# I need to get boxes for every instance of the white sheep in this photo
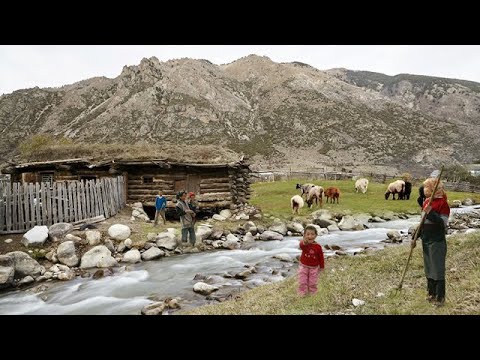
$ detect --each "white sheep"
[385,180,405,200]
[306,186,324,208]
[355,178,369,194]
[290,195,305,215]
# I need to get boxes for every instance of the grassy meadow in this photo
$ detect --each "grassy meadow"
[249,179,480,219]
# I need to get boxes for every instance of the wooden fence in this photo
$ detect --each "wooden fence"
[444,181,480,193]
[251,170,399,183]
[0,176,126,234]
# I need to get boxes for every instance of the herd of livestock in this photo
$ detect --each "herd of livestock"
[290,178,413,214]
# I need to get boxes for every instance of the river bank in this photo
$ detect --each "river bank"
[183,230,480,315]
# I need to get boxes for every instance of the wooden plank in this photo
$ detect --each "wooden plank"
[12,183,18,231]
[91,180,98,217]
[200,177,230,184]
[52,183,58,224]
[40,183,47,225]
[96,181,104,217]
[197,192,232,201]
[0,182,4,232]
[70,182,78,222]
[90,180,98,216]
[71,215,106,230]
[23,183,30,231]
[29,184,35,227]
[80,180,86,220]
[57,183,63,223]
[45,184,52,226]
[92,180,99,216]
[119,176,125,208]
[108,178,115,215]
[84,181,90,218]
[199,187,231,193]
[117,177,122,209]
[122,173,128,206]
[113,178,120,214]
[100,179,109,218]
[107,178,114,216]
[200,183,231,189]
[18,183,25,231]
[35,183,41,226]
[76,181,82,221]
[62,183,69,222]
[85,181,92,218]
[107,178,115,215]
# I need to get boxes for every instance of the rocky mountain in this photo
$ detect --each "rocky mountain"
[1,55,479,176]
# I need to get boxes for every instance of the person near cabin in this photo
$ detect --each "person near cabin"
[187,192,199,224]
[413,178,450,306]
[154,191,167,226]
[175,191,196,246]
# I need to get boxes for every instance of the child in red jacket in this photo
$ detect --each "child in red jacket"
[298,225,325,296]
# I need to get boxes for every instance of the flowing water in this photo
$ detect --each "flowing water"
[0,206,476,315]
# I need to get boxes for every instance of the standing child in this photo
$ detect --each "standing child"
[154,191,167,226]
[298,225,325,297]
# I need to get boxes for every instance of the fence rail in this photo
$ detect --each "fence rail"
[443,181,480,193]
[251,170,399,183]
[0,176,126,234]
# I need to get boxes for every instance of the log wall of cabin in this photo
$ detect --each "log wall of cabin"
[126,166,232,209]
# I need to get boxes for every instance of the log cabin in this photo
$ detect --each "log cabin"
[1,156,252,212]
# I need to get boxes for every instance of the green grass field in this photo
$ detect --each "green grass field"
[249,179,480,219]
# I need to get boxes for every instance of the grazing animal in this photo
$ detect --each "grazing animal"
[291,195,305,215]
[417,185,426,207]
[354,178,369,194]
[296,183,316,199]
[324,187,341,204]
[402,181,412,200]
[306,185,324,208]
[385,180,405,200]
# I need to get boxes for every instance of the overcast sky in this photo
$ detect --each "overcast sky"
[1,45,480,96]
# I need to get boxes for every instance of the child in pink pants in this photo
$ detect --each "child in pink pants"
[298,225,325,296]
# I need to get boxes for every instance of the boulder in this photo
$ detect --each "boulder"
[107,224,131,241]
[56,241,79,267]
[48,223,74,242]
[22,226,49,247]
[80,246,117,269]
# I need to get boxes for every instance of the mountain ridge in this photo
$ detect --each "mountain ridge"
[1,55,479,176]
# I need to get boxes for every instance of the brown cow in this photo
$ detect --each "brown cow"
[324,187,341,204]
